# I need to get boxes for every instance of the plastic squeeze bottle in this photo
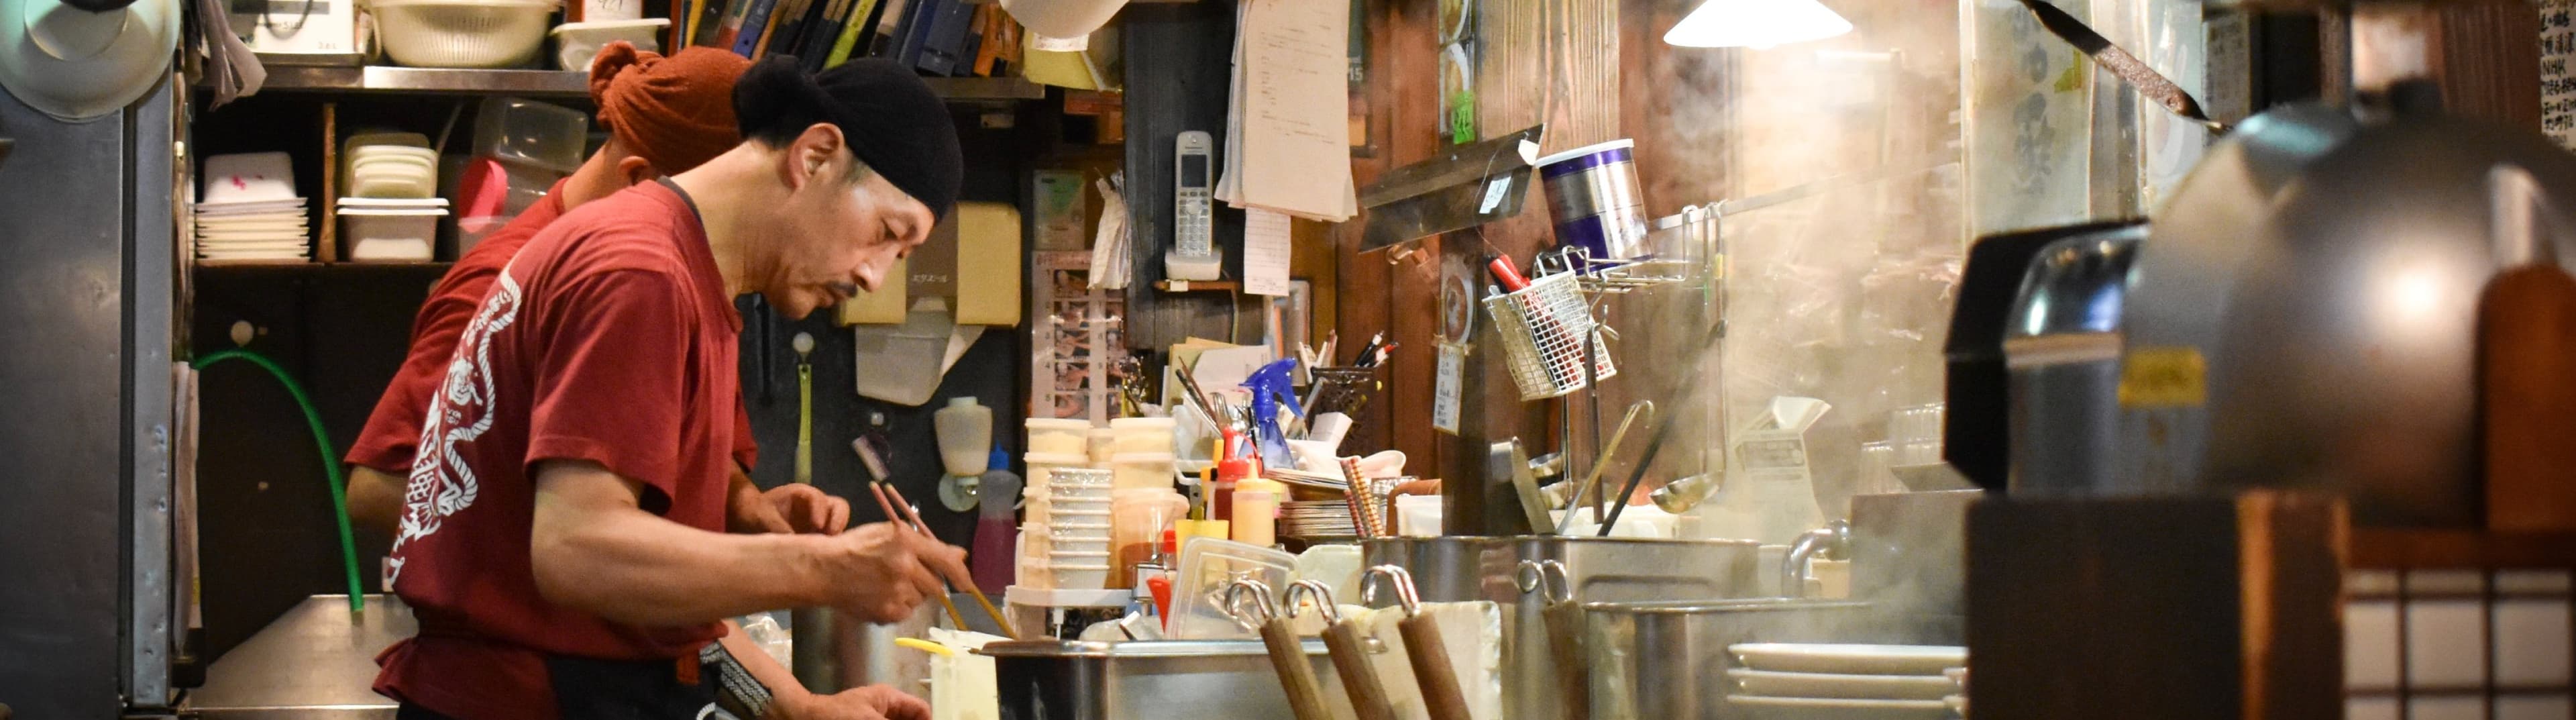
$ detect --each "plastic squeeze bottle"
[970,448,1021,594]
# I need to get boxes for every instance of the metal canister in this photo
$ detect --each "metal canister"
[1536,139,1650,262]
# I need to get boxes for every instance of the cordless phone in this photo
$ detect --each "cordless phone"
[1165,131,1224,281]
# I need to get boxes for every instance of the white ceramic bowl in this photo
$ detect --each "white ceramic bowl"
[549,18,668,71]
[201,152,299,205]
[1051,565,1109,589]
[372,0,558,68]
[1049,539,1110,555]
[1050,499,1112,515]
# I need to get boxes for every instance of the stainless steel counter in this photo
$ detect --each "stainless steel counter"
[183,595,411,720]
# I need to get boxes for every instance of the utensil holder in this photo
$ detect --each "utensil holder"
[1483,272,1616,400]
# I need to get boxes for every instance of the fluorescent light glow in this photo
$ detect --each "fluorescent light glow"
[1662,0,1854,49]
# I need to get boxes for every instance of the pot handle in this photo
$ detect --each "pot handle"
[0,137,15,171]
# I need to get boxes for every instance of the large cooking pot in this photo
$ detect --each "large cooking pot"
[2116,101,2576,525]
[1362,536,1763,720]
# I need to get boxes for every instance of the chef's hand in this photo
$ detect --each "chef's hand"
[818,522,969,623]
[774,684,929,720]
[730,481,853,535]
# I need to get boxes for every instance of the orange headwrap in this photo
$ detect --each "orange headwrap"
[587,43,753,174]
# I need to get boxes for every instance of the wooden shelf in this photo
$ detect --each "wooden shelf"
[1155,279,1238,292]
[249,66,1044,102]
[194,260,453,270]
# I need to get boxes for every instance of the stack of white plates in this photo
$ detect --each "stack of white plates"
[196,152,312,262]
[1725,644,1969,720]
[343,132,439,199]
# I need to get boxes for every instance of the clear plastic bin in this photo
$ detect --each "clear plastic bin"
[472,97,588,173]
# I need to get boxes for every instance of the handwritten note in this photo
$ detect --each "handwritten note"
[1220,0,1356,221]
[1244,208,1293,296]
[2544,1,2576,149]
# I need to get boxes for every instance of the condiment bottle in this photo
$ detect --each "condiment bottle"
[1212,456,1252,521]
[1231,478,1284,548]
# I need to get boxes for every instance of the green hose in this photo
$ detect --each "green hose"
[194,348,366,614]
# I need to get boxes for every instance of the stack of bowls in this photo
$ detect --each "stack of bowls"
[1044,468,1114,588]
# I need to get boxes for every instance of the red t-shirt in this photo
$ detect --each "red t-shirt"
[345,179,757,476]
[373,182,745,720]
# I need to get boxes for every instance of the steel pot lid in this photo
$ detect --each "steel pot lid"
[0,0,176,121]
[2121,101,2576,524]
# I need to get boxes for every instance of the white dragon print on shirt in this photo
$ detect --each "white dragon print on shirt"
[386,269,523,584]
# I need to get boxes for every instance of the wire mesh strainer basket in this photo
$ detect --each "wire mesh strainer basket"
[1484,270,1618,400]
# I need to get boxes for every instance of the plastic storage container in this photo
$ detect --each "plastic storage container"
[1108,417,1177,454]
[339,206,447,261]
[472,97,588,173]
[1110,452,1176,491]
[372,0,559,68]
[1110,488,1187,590]
[1165,538,1297,639]
[1026,419,1093,456]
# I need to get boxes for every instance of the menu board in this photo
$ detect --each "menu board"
[2544,0,2576,149]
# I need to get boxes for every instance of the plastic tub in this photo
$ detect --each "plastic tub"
[372,0,559,68]
[1110,452,1177,491]
[1087,428,1116,464]
[550,18,667,70]
[1050,539,1110,555]
[472,97,589,173]
[1109,417,1177,454]
[340,208,446,261]
[1027,419,1093,456]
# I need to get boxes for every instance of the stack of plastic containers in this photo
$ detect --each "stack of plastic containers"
[1042,468,1114,588]
[1108,417,1177,491]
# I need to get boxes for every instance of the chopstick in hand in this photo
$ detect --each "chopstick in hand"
[867,482,970,631]
[871,482,1020,639]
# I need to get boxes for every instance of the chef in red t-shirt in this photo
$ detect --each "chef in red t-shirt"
[345,44,846,546]
[367,56,969,720]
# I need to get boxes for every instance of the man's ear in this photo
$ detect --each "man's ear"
[785,122,845,189]
[616,155,657,187]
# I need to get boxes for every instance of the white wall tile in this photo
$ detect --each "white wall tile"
[2348,697,2401,720]
[2410,600,2490,690]
[2497,570,2574,597]
[2496,695,2573,720]
[2350,570,2404,598]
[2495,599,2573,687]
[2351,600,2403,690]
[2411,695,2489,720]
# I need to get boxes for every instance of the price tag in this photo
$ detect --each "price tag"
[1433,342,1466,435]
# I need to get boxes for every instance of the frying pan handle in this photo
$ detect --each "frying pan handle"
[0,138,15,171]
[1397,615,1474,720]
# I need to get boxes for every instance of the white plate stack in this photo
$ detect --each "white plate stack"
[195,152,311,262]
[1724,644,1970,720]
[1042,468,1114,588]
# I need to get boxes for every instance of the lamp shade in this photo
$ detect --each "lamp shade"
[1662,0,1853,48]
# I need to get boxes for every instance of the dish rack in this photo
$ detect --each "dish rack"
[1483,268,1617,401]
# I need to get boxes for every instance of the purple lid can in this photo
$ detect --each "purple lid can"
[1536,139,1649,262]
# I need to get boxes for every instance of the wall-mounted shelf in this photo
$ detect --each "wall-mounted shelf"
[249,66,1045,102]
